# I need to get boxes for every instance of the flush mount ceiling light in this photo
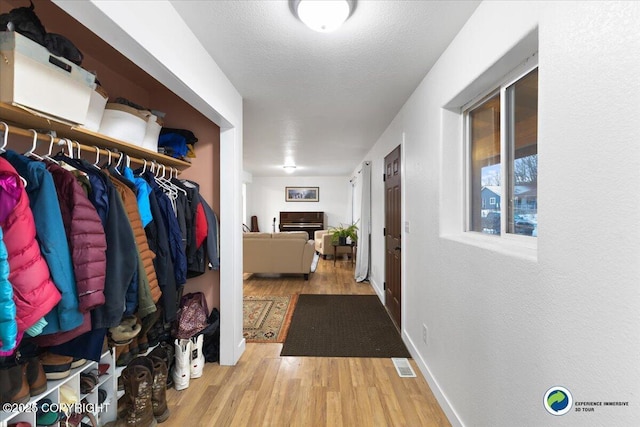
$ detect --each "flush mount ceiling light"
[283,165,297,173]
[291,0,356,33]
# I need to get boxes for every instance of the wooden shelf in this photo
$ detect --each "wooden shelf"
[0,102,191,170]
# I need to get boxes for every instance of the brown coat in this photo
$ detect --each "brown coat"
[106,170,161,317]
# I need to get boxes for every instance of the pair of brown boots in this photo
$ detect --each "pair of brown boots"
[0,355,47,405]
[106,355,170,427]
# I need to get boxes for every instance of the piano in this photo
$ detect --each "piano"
[279,211,324,240]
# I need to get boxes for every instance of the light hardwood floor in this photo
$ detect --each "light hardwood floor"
[165,256,451,426]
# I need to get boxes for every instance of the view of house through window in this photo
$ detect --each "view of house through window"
[467,66,538,237]
[469,92,501,233]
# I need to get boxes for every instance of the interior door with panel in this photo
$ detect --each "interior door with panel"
[384,145,402,328]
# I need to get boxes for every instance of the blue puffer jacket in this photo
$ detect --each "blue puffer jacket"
[0,226,17,352]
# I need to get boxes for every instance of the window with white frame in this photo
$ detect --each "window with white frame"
[465,62,538,237]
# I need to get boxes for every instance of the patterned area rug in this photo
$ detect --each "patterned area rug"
[243,295,298,343]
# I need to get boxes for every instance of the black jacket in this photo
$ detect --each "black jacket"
[143,172,187,286]
[199,195,220,271]
[179,180,205,277]
[145,189,177,323]
[83,165,137,329]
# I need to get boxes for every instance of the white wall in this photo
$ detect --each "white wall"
[361,1,640,426]
[247,176,351,233]
[54,0,246,366]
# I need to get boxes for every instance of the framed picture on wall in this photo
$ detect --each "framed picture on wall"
[285,186,319,202]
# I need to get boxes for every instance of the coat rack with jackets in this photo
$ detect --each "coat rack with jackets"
[0,121,220,362]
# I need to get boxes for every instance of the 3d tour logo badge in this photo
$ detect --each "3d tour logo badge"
[544,386,573,416]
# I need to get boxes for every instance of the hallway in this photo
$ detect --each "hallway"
[165,257,450,426]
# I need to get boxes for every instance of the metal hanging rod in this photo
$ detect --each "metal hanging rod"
[0,120,178,174]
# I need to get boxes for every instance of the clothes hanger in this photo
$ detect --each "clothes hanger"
[165,165,183,202]
[160,164,175,189]
[169,167,187,195]
[65,139,72,158]
[92,146,101,169]
[159,164,178,212]
[154,163,171,188]
[153,161,171,192]
[7,126,29,187]
[25,129,44,160]
[44,134,60,164]
[102,148,114,171]
[0,122,9,154]
[114,151,123,175]
[59,141,82,172]
[57,138,74,159]
[154,163,177,198]
[138,158,148,175]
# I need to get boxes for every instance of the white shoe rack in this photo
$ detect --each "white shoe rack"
[0,349,117,427]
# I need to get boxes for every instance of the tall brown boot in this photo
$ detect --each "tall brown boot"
[13,341,46,397]
[115,355,170,423]
[149,355,170,423]
[26,356,47,396]
[0,367,16,404]
[105,357,157,427]
[9,363,30,404]
[148,344,173,389]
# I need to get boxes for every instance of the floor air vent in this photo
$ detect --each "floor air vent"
[392,358,416,377]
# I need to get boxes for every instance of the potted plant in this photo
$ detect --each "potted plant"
[329,222,359,246]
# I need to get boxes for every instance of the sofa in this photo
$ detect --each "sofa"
[314,230,352,259]
[243,231,315,279]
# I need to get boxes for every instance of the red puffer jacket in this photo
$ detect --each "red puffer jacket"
[33,162,108,347]
[45,162,106,312]
[0,158,61,338]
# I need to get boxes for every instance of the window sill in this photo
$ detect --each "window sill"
[441,231,538,262]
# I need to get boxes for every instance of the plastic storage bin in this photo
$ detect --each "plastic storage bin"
[0,30,96,124]
[82,85,109,132]
[98,103,148,146]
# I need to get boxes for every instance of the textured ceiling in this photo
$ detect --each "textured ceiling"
[170,0,480,177]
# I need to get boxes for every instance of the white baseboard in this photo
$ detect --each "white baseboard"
[237,337,246,360]
[402,332,465,427]
[369,277,385,300]
[370,277,461,424]
[221,337,246,366]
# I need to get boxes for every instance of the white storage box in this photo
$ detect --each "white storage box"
[141,114,161,152]
[82,85,109,132]
[0,31,96,124]
[98,103,148,146]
